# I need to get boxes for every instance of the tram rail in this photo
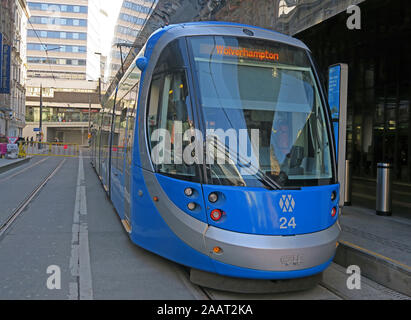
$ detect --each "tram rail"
[0,156,49,184]
[0,159,66,240]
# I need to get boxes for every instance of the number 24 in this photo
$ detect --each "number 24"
[280,217,296,229]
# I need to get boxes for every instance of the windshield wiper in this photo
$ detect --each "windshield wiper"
[207,136,283,190]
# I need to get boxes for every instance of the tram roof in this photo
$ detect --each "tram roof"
[103,21,310,104]
[146,21,309,51]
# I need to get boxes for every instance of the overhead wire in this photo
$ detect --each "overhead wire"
[27,19,58,83]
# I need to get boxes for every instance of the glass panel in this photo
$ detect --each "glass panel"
[147,71,196,180]
[188,36,333,188]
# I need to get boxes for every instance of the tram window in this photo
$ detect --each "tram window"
[188,36,334,187]
[147,70,197,181]
[112,112,121,171]
[147,78,161,138]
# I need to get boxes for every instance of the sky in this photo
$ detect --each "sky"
[98,0,123,57]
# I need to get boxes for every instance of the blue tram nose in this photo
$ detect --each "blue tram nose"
[156,174,339,236]
[202,184,339,236]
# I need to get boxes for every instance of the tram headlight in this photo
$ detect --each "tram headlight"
[331,191,337,201]
[208,192,218,203]
[184,188,194,197]
[187,202,196,211]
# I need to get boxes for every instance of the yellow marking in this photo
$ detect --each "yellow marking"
[339,240,411,271]
[121,219,131,233]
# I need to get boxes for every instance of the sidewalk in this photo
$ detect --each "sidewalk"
[351,177,411,219]
[0,157,31,174]
[335,205,411,297]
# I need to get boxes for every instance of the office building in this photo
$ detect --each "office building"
[0,0,30,137]
[23,0,103,144]
[108,0,156,81]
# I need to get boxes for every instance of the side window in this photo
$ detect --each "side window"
[146,39,199,181]
[148,71,196,180]
[147,77,161,141]
[111,105,121,171]
[126,83,139,181]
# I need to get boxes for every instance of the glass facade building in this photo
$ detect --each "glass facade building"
[108,0,157,81]
[204,0,411,183]
[295,0,411,184]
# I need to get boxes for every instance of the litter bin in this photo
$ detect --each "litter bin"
[344,160,352,206]
[376,163,392,216]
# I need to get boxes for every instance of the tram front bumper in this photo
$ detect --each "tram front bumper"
[204,221,341,273]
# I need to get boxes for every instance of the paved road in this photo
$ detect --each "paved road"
[0,151,408,300]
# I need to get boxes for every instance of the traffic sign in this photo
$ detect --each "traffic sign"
[7,137,18,144]
[33,128,41,132]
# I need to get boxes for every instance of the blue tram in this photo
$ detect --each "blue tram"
[91,22,341,280]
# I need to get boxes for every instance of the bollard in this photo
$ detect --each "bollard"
[376,163,392,216]
[344,160,352,206]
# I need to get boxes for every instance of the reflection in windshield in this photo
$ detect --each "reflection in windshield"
[189,36,333,187]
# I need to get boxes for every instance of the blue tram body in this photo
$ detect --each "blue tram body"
[91,22,341,280]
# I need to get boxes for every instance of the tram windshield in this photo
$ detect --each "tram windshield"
[188,36,334,188]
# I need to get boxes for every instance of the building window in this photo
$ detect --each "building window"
[29,16,87,27]
[28,3,87,14]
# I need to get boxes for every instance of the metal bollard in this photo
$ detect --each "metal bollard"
[376,163,392,216]
[344,160,352,206]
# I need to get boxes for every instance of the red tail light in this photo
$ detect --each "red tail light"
[210,209,223,221]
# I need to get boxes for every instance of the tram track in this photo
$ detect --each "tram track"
[317,283,347,300]
[174,266,213,300]
[195,278,347,300]
[176,264,351,300]
[0,156,49,184]
[178,261,411,300]
[0,159,66,240]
